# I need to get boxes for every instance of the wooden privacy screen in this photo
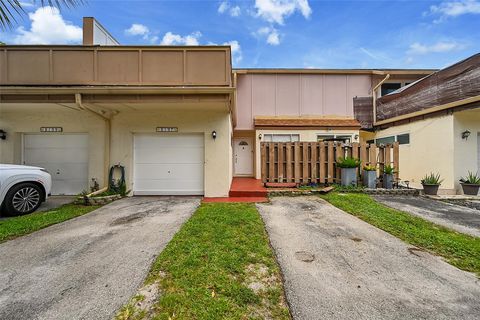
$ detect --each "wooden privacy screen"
[260,142,399,184]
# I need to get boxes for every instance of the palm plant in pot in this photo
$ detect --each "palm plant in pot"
[421,173,443,195]
[460,171,480,195]
[363,165,377,189]
[383,165,395,189]
[337,157,361,186]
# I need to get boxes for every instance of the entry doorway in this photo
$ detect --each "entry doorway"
[233,137,254,176]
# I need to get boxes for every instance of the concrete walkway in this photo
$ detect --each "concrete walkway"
[374,195,480,237]
[0,197,199,320]
[257,196,480,320]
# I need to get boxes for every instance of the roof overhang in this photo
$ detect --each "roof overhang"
[254,116,361,130]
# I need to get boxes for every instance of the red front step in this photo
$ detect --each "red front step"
[229,178,267,198]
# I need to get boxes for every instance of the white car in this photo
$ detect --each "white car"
[0,164,52,216]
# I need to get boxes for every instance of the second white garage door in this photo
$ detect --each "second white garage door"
[133,134,204,195]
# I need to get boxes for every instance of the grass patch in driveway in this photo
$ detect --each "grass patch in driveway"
[116,202,290,320]
[0,204,99,243]
[321,192,480,276]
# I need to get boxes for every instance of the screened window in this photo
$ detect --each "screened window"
[317,134,352,143]
[263,134,300,142]
[317,135,334,142]
[397,133,410,145]
[381,83,402,96]
[376,136,395,145]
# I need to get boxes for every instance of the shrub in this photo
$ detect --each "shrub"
[336,157,361,168]
[421,172,443,185]
[460,171,480,185]
[383,165,395,175]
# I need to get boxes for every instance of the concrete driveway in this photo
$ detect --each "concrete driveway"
[257,196,480,320]
[374,195,480,237]
[0,196,199,320]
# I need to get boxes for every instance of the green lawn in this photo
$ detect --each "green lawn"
[116,203,290,320]
[0,204,99,242]
[321,192,480,276]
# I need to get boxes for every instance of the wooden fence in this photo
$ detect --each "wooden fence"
[260,142,399,184]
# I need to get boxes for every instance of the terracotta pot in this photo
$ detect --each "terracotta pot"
[460,183,480,196]
[422,184,440,195]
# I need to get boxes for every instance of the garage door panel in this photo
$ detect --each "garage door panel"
[134,134,204,195]
[24,148,88,163]
[24,134,88,195]
[135,163,204,180]
[134,147,204,164]
[24,134,89,148]
[134,179,203,195]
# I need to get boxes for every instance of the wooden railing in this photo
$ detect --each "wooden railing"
[260,142,399,184]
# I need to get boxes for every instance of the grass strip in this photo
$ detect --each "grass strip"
[321,192,480,276]
[117,202,290,320]
[0,204,99,242]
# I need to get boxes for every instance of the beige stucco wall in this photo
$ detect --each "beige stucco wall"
[0,106,107,188]
[0,104,232,197]
[453,109,480,193]
[111,108,231,197]
[252,129,360,179]
[374,115,456,192]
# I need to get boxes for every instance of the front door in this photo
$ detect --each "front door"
[234,138,253,176]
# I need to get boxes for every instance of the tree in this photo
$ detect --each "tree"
[0,0,82,29]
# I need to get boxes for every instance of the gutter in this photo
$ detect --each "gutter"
[0,86,235,95]
[75,93,115,188]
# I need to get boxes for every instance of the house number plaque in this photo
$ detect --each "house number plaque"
[40,127,63,132]
[156,127,178,132]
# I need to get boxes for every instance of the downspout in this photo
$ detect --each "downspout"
[372,74,390,126]
[75,93,111,188]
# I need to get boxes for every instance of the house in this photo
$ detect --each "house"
[6,17,476,197]
[363,54,480,194]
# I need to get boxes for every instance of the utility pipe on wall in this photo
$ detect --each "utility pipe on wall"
[75,93,113,188]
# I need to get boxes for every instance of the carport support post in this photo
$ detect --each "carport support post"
[75,93,112,190]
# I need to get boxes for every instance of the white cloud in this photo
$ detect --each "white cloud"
[19,1,35,8]
[125,23,149,36]
[14,6,82,44]
[230,6,241,17]
[407,41,464,55]
[430,0,480,17]
[254,0,312,25]
[224,40,242,63]
[218,1,229,13]
[218,1,241,17]
[160,31,202,45]
[255,26,281,45]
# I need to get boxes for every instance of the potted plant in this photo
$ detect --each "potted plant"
[337,157,361,186]
[421,173,443,195]
[383,165,395,189]
[460,171,480,195]
[363,165,377,189]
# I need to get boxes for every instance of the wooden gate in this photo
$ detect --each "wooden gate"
[260,142,399,184]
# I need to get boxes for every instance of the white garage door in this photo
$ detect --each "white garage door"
[24,134,89,195]
[134,134,204,195]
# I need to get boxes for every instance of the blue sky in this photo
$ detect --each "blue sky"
[1,0,479,69]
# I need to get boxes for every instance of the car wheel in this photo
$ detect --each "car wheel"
[3,183,43,216]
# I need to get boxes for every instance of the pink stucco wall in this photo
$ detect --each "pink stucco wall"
[236,73,372,130]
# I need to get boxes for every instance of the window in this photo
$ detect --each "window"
[376,136,395,145]
[397,133,410,145]
[263,134,300,142]
[317,134,352,143]
[374,133,410,145]
[381,83,402,96]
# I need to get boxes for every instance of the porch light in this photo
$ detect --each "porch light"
[258,134,262,140]
[461,130,471,140]
[0,129,6,140]
[212,130,217,140]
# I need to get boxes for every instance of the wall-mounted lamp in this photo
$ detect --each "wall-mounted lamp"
[461,130,471,140]
[0,129,6,140]
[258,133,262,140]
[354,134,359,140]
[212,130,217,140]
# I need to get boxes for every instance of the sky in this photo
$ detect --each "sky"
[1,0,479,69]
